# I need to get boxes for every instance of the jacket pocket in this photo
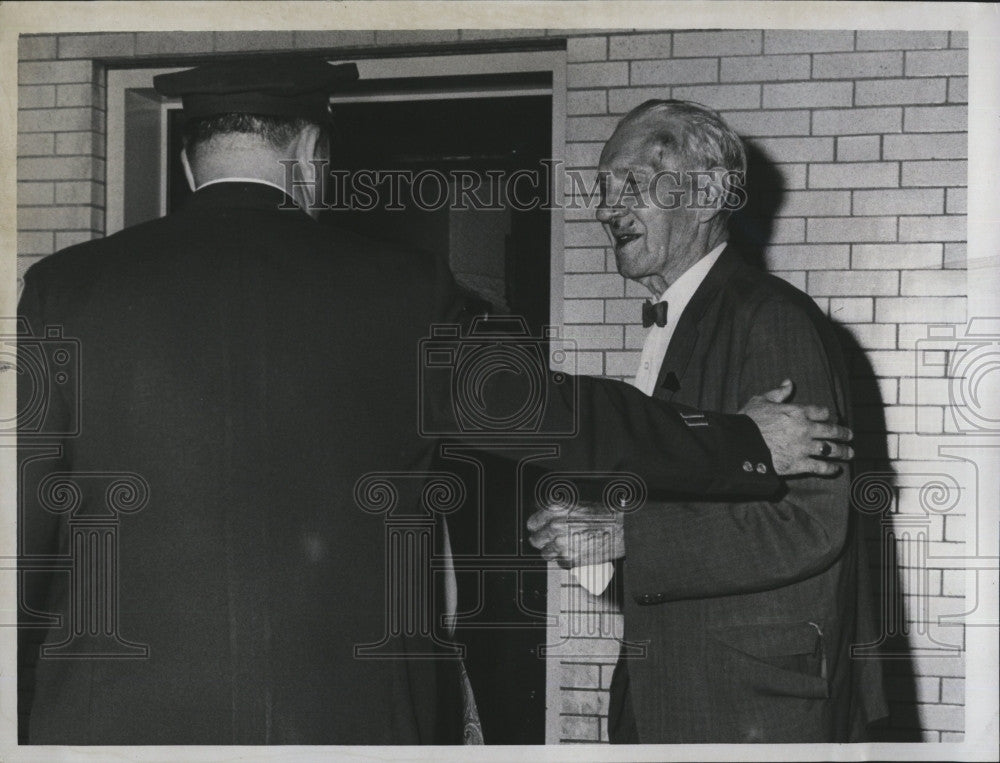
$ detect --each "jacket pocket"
[708,620,829,700]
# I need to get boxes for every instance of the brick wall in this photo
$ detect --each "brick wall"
[16,28,969,744]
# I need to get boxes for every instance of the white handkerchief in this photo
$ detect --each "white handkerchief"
[571,562,614,595]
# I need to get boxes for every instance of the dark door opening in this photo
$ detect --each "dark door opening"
[328,92,552,331]
[329,91,553,744]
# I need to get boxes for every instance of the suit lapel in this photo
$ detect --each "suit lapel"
[653,245,743,399]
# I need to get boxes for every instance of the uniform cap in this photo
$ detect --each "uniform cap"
[153,57,359,123]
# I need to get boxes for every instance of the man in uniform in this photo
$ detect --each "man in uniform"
[18,61,853,745]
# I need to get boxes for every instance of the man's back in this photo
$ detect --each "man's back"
[18,182,461,744]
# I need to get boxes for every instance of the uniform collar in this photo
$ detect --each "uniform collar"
[195,177,290,195]
[183,179,307,217]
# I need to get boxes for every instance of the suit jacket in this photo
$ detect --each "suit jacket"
[610,245,888,743]
[18,183,781,745]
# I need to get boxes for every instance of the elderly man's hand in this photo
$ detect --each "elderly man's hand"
[740,379,854,478]
[527,501,625,568]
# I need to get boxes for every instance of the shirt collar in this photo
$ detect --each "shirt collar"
[195,177,290,196]
[657,241,727,307]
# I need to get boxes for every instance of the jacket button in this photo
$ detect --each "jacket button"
[742,460,753,472]
[756,462,768,474]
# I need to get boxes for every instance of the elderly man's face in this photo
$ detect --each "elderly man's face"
[596,118,704,288]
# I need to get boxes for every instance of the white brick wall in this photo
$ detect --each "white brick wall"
[16,28,969,744]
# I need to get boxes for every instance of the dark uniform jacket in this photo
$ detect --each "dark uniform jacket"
[610,246,888,743]
[18,182,780,745]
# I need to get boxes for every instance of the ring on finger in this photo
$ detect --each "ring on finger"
[819,441,832,458]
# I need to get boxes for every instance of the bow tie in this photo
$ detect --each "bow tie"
[642,300,669,328]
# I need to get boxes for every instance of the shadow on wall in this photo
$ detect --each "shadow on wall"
[728,141,782,272]
[729,140,920,741]
[830,323,921,741]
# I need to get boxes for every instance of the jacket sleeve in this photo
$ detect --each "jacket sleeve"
[421,292,782,498]
[622,298,851,602]
[530,373,780,499]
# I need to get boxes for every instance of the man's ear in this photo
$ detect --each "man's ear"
[180,147,196,192]
[694,167,728,225]
[292,123,323,169]
[289,123,325,217]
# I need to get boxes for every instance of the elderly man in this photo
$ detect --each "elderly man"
[529,100,887,743]
[18,61,854,745]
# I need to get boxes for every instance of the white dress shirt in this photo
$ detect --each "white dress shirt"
[632,241,727,395]
[573,241,728,595]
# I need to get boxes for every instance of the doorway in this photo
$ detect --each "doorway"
[321,80,553,745]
